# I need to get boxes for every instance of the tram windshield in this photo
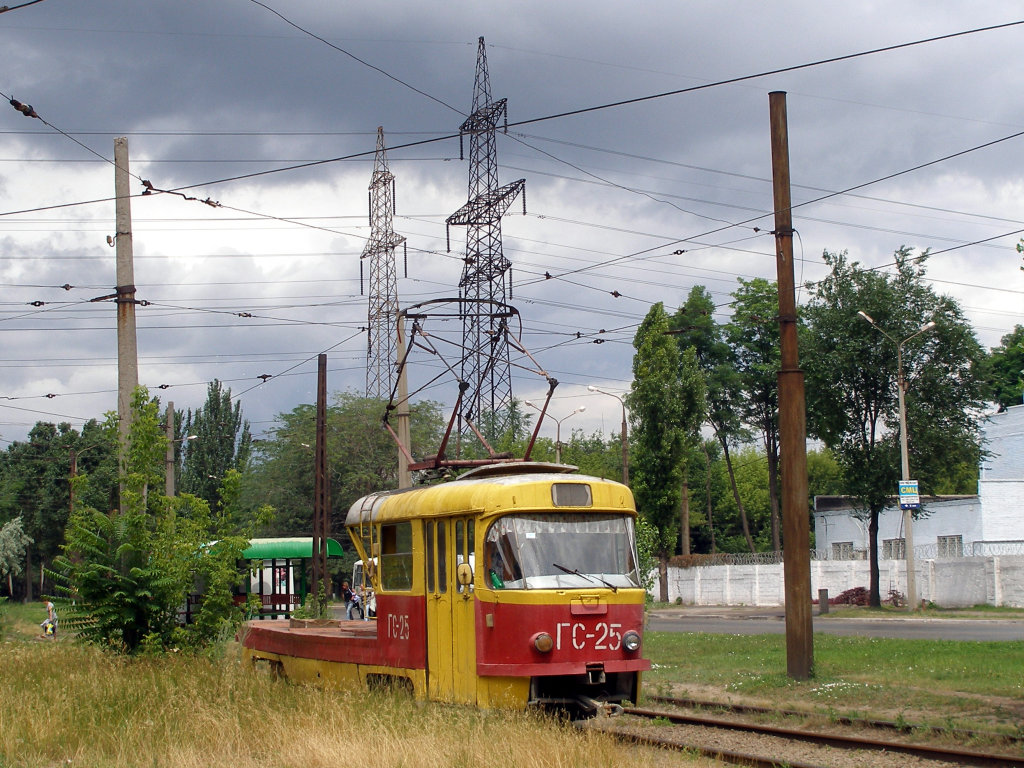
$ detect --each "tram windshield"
[484,513,641,590]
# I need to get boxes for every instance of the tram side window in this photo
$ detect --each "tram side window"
[380,522,413,591]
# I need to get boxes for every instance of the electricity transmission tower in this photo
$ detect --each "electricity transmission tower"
[362,126,406,400]
[446,36,525,438]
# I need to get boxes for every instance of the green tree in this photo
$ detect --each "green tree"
[0,517,32,596]
[627,303,704,601]
[982,324,1024,410]
[0,419,116,600]
[559,429,628,482]
[51,388,257,654]
[710,446,773,552]
[243,393,443,535]
[727,278,783,552]
[673,286,756,552]
[180,380,252,508]
[803,248,985,606]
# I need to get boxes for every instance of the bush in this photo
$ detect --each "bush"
[50,388,267,655]
[830,586,869,605]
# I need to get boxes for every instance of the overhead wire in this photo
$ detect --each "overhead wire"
[3,18,1022,427]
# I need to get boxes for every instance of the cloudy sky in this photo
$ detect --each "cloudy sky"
[2,1,1022,449]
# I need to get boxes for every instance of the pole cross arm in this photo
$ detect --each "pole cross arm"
[446,179,526,228]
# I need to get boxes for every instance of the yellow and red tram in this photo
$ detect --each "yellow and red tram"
[240,463,649,715]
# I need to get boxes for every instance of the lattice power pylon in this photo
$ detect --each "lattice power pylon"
[446,36,525,437]
[362,126,406,400]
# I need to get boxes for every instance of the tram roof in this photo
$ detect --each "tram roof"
[345,467,634,526]
[241,537,344,560]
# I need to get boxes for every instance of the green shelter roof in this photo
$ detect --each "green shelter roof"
[241,537,344,560]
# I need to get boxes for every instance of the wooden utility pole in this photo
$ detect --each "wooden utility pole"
[114,137,139,500]
[311,354,329,609]
[396,312,412,489]
[769,91,813,680]
[165,401,175,497]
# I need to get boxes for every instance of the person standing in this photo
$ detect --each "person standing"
[341,581,354,620]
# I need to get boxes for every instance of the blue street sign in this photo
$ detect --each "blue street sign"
[898,479,920,510]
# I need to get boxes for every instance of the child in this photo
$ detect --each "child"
[40,600,57,638]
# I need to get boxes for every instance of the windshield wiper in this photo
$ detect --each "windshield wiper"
[552,562,617,592]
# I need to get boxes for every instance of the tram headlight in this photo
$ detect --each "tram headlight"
[531,632,554,653]
[622,630,641,653]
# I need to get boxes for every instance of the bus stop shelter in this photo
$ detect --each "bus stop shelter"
[242,537,344,618]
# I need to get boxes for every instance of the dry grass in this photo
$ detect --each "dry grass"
[0,636,693,768]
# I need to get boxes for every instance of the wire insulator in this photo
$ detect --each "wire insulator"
[9,98,38,118]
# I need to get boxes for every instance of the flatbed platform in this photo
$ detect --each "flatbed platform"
[239,617,418,669]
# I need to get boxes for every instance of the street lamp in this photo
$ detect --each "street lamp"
[858,310,936,611]
[587,385,629,485]
[523,401,586,464]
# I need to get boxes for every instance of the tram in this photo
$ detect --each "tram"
[240,462,650,715]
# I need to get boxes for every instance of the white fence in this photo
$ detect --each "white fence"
[663,555,1024,608]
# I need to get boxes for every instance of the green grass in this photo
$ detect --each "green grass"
[643,630,1024,735]
[0,603,683,768]
[5,600,1023,761]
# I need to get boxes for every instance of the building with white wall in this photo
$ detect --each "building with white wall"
[813,405,1024,561]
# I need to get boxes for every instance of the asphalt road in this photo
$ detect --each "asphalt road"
[647,609,1024,641]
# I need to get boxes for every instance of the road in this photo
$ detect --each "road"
[647,608,1024,641]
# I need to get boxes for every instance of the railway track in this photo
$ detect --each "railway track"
[647,694,1024,745]
[585,703,1024,768]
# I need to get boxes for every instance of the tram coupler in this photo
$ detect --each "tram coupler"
[576,695,624,717]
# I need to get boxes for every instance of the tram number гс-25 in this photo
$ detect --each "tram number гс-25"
[555,622,622,651]
[386,613,411,640]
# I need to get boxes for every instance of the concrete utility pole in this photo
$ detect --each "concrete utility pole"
[857,311,935,612]
[165,401,175,497]
[395,313,412,489]
[312,354,329,608]
[769,92,813,680]
[114,138,139,481]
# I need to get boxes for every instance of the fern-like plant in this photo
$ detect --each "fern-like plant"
[49,387,270,654]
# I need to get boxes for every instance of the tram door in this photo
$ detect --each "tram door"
[424,518,476,704]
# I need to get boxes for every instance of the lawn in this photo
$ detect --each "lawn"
[3,599,1022,766]
[643,625,1024,734]
[0,601,690,768]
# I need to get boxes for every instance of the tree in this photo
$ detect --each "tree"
[710,446,772,552]
[556,429,627,482]
[51,387,258,654]
[673,286,756,552]
[180,380,252,508]
[982,324,1024,410]
[803,248,985,606]
[727,278,782,552]
[0,517,32,596]
[627,303,705,601]
[243,393,444,535]
[0,419,116,600]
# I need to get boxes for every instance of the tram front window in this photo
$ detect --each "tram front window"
[484,513,640,590]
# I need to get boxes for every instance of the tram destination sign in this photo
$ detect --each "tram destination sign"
[898,480,921,510]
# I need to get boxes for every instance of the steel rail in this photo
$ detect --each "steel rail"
[624,706,1024,768]
[647,694,1024,745]
[606,728,824,768]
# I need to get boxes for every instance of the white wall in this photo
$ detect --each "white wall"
[814,497,982,559]
[979,479,1024,542]
[663,556,1024,608]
